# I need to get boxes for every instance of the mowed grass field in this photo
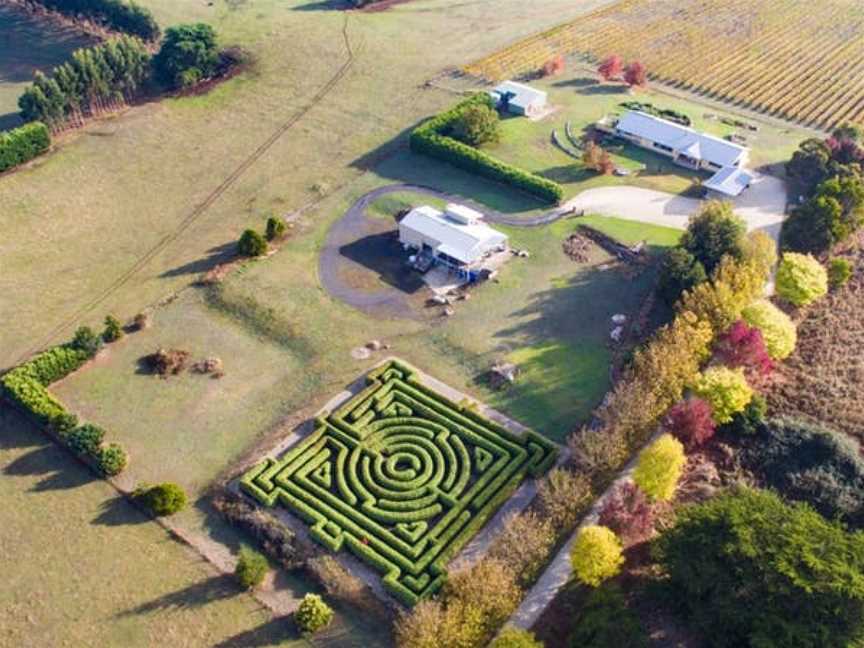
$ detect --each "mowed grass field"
[476,76,804,200]
[465,0,864,130]
[0,4,95,129]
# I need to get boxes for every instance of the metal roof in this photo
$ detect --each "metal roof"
[399,206,508,264]
[491,81,548,109]
[616,111,747,168]
[703,166,754,197]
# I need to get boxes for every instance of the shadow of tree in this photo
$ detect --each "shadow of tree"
[92,495,150,526]
[0,112,22,131]
[161,241,237,279]
[578,84,628,96]
[117,574,240,617]
[212,616,301,648]
[3,443,95,491]
[552,76,599,89]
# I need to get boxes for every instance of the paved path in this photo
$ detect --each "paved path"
[320,176,787,316]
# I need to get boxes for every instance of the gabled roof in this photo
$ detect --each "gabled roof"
[616,111,746,168]
[491,81,547,109]
[703,166,754,197]
[399,205,508,264]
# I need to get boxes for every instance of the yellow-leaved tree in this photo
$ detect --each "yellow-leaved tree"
[633,433,686,501]
[691,366,753,424]
[571,525,624,587]
[742,300,797,360]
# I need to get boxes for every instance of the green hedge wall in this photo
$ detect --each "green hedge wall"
[409,94,564,205]
[1,343,129,477]
[0,122,50,174]
[32,0,160,40]
[241,359,557,606]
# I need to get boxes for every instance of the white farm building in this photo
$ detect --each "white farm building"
[489,81,548,117]
[399,204,508,274]
[606,110,753,197]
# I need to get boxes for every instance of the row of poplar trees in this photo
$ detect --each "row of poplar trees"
[18,35,151,133]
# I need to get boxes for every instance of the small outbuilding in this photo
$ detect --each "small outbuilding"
[489,81,548,117]
[399,204,508,275]
[702,166,754,198]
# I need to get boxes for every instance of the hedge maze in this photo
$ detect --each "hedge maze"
[241,360,557,605]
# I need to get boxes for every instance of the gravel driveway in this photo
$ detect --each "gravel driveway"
[568,173,788,244]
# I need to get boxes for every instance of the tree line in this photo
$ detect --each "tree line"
[19,35,151,132]
[30,0,160,41]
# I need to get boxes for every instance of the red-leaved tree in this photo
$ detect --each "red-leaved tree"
[665,397,716,450]
[624,61,647,87]
[597,481,655,545]
[714,320,774,377]
[542,54,566,77]
[597,55,624,81]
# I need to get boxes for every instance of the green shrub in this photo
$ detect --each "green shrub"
[691,366,753,424]
[451,102,500,146]
[134,482,188,516]
[681,201,747,274]
[235,545,269,589]
[265,216,287,241]
[741,418,864,527]
[154,23,219,89]
[655,488,864,648]
[238,229,267,257]
[828,257,853,289]
[295,593,333,635]
[96,443,128,476]
[410,94,563,204]
[776,252,828,306]
[51,412,79,434]
[490,628,544,648]
[103,315,124,342]
[66,424,105,456]
[657,247,707,306]
[71,326,103,356]
[569,583,647,648]
[741,300,797,360]
[0,122,50,173]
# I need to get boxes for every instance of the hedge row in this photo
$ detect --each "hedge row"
[241,359,557,606]
[409,94,564,205]
[0,122,50,174]
[30,0,160,40]
[0,342,128,477]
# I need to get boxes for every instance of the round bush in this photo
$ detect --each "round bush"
[66,424,105,456]
[238,229,267,257]
[570,525,624,587]
[490,628,544,648]
[632,434,686,502]
[265,216,287,241]
[235,545,269,589]
[97,443,128,476]
[135,482,187,517]
[295,593,333,635]
[103,315,124,342]
[776,252,828,306]
[741,300,797,360]
[692,367,753,425]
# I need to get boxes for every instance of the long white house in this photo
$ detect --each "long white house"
[399,204,508,269]
[607,110,753,197]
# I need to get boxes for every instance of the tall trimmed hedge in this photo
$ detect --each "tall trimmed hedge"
[0,342,128,477]
[0,122,50,173]
[410,94,564,205]
[31,0,160,40]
